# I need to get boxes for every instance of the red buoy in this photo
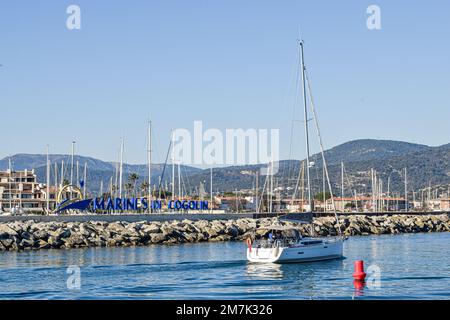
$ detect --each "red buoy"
[353,279,364,291]
[353,260,367,281]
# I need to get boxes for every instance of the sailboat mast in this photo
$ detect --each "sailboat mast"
[148,120,152,213]
[255,170,259,214]
[119,137,124,199]
[70,141,75,186]
[404,167,408,211]
[60,161,64,186]
[323,162,326,212]
[8,156,12,212]
[387,174,390,212]
[178,162,181,198]
[341,162,344,203]
[83,162,87,198]
[299,41,312,211]
[76,161,79,185]
[171,130,175,201]
[210,167,213,213]
[54,162,58,199]
[269,160,274,212]
[371,169,375,212]
[46,145,50,214]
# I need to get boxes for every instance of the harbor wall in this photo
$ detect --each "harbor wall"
[0,213,309,224]
[0,213,449,252]
[0,211,446,224]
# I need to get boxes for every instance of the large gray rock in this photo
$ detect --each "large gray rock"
[141,224,161,234]
[50,229,71,240]
[150,233,167,244]
[0,224,18,237]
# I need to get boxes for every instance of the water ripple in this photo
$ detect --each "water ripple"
[0,233,449,299]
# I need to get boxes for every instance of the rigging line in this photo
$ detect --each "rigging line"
[291,160,304,205]
[148,121,160,191]
[287,54,303,186]
[183,165,193,197]
[257,170,269,213]
[180,166,188,198]
[305,69,342,236]
[343,163,353,195]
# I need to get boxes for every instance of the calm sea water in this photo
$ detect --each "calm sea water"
[0,232,449,300]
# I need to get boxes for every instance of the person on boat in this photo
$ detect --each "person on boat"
[268,232,274,246]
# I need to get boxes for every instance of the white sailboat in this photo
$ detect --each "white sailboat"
[247,40,345,263]
[247,226,343,263]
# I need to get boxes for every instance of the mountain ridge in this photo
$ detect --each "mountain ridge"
[1,139,449,195]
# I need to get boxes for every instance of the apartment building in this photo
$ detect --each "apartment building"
[0,169,56,213]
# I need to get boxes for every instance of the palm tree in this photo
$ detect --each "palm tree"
[140,181,149,197]
[111,185,118,198]
[124,183,133,198]
[128,173,139,197]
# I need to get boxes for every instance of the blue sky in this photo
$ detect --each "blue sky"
[0,0,449,165]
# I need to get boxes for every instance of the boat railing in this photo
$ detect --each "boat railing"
[253,238,299,249]
[253,236,342,249]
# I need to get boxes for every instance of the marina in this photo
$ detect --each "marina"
[1,0,449,306]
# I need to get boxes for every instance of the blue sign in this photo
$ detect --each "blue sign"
[56,197,208,213]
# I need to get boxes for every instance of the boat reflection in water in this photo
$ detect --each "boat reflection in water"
[246,262,284,279]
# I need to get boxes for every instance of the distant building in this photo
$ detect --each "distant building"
[0,169,56,213]
[439,198,450,211]
[322,197,408,212]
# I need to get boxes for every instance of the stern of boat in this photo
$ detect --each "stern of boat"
[247,246,284,263]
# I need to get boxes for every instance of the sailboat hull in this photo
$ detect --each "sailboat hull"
[247,239,344,264]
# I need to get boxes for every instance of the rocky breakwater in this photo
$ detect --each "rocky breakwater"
[0,214,449,251]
